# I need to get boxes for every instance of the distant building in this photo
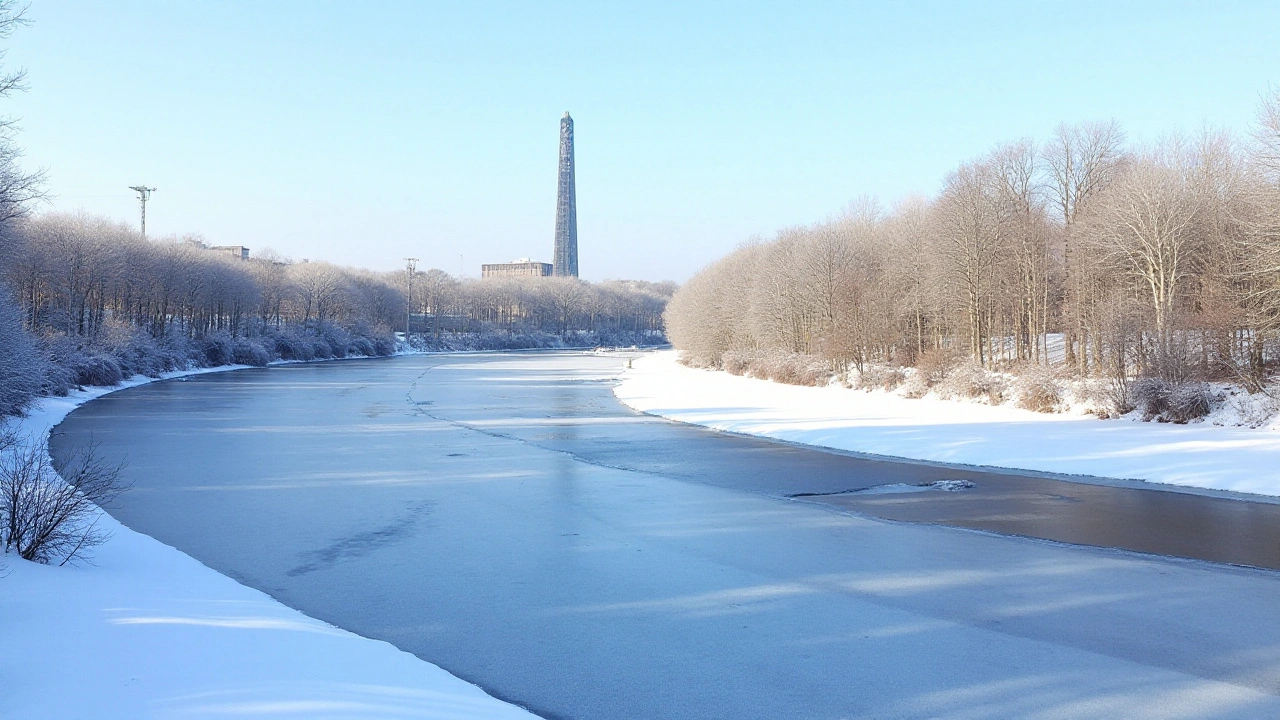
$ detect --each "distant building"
[553,112,578,277]
[211,245,250,260]
[482,113,579,279]
[482,259,553,278]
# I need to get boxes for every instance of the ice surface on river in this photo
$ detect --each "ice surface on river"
[24,352,1280,719]
[1,368,537,720]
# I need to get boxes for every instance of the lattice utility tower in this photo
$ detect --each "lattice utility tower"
[553,112,578,277]
[129,185,156,237]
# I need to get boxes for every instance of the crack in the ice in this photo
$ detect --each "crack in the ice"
[287,500,433,576]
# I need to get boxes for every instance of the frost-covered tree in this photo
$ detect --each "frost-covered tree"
[664,91,1280,397]
[0,288,44,415]
[0,1,42,229]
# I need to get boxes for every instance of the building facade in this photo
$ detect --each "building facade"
[210,245,250,260]
[482,260,553,278]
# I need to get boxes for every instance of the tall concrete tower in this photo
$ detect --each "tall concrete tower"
[553,112,578,277]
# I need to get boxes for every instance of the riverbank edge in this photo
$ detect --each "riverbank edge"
[1,354,538,719]
[612,350,1280,504]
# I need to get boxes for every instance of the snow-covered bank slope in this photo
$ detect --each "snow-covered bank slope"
[2,369,536,720]
[614,350,1280,498]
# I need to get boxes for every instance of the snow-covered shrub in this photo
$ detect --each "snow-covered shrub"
[724,350,831,386]
[345,320,396,357]
[856,365,906,392]
[1213,387,1279,428]
[371,333,396,356]
[1132,377,1211,423]
[289,333,316,361]
[0,292,47,416]
[721,350,751,376]
[200,333,234,367]
[75,353,124,387]
[348,336,375,357]
[1166,381,1211,423]
[107,326,166,377]
[36,350,75,397]
[770,355,830,386]
[45,337,124,388]
[272,330,315,361]
[231,337,271,367]
[744,350,782,381]
[407,328,657,354]
[310,337,334,359]
[1132,377,1170,421]
[937,361,1007,404]
[914,348,961,388]
[899,378,926,398]
[445,323,566,349]
[1014,366,1062,413]
[318,324,352,358]
[1103,376,1135,418]
[150,332,196,374]
[792,356,832,386]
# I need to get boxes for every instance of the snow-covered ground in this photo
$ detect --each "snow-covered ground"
[1,365,536,720]
[614,350,1280,498]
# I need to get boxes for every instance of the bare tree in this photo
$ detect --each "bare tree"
[658,88,1280,411]
[1253,86,1280,181]
[289,261,347,324]
[935,160,1005,365]
[883,197,938,364]
[0,1,41,229]
[1073,140,1204,378]
[992,140,1052,363]
[1043,120,1127,371]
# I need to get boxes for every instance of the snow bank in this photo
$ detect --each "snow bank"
[1,367,536,720]
[614,350,1280,498]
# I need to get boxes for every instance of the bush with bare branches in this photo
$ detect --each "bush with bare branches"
[720,349,831,386]
[1131,377,1212,423]
[936,361,1008,404]
[1014,366,1063,413]
[1,435,127,565]
[855,365,907,392]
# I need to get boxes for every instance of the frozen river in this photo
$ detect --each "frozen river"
[51,352,1280,718]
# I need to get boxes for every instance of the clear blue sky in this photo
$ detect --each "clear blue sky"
[6,1,1279,281]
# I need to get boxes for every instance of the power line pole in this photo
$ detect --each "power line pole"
[129,185,156,237]
[404,257,418,335]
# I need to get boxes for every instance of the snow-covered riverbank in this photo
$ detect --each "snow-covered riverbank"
[614,350,1280,499]
[1,364,536,720]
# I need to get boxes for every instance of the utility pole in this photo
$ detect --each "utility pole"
[129,185,156,237]
[404,257,418,335]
